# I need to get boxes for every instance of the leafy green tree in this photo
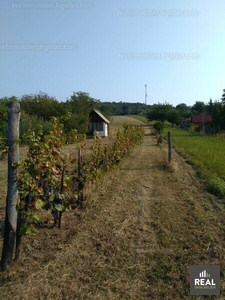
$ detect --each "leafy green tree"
[64,92,98,133]
[146,103,175,123]
[20,112,51,144]
[63,113,88,135]
[0,96,18,106]
[206,98,214,115]
[167,109,181,125]
[68,91,96,113]
[153,121,164,133]
[0,97,18,149]
[121,104,128,115]
[20,92,61,120]
[221,89,225,104]
[95,101,147,116]
[212,102,225,128]
[0,101,8,141]
[176,103,191,118]
[191,101,206,115]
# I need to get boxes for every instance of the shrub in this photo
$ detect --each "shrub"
[153,121,164,134]
[188,123,198,133]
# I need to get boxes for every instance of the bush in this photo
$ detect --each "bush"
[20,112,51,144]
[153,121,164,134]
[157,135,163,146]
[188,123,198,133]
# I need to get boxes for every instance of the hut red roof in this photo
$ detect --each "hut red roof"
[191,115,212,124]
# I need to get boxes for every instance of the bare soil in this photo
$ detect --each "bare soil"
[1,123,225,299]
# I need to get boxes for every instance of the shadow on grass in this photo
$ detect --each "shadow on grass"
[120,164,167,171]
[141,143,158,147]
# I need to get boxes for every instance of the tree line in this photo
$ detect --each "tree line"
[0,91,148,147]
[146,89,225,129]
[1,89,225,147]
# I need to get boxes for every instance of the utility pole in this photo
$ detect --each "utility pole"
[145,84,147,105]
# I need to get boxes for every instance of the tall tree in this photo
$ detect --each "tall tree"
[212,101,225,128]
[176,103,191,118]
[191,101,207,115]
[221,89,225,104]
[167,109,181,125]
[146,103,175,123]
[20,92,61,120]
[206,98,214,115]
[64,92,98,133]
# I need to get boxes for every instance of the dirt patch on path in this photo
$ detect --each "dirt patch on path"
[1,127,225,299]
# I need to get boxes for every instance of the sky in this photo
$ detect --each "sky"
[0,0,225,107]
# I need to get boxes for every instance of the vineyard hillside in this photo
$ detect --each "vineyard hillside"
[1,116,225,299]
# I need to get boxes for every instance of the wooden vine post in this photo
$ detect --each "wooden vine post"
[1,102,20,271]
[168,131,172,162]
[78,148,81,179]
[77,148,84,204]
[58,168,64,229]
[104,144,108,172]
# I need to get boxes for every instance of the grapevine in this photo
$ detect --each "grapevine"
[15,120,144,260]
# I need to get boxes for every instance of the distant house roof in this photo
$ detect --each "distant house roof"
[90,109,110,124]
[191,115,212,124]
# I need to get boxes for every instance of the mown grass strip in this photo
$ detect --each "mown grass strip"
[163,123,225,198]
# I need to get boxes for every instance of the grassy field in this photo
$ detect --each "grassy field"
[162,123,225,197]
[127,115,148,124]
[109,115,146,132]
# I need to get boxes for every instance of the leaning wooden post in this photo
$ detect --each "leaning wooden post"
[78,148,81,178]
[58,168,65,229]
[1,102,20,271]
[168,132,172,162]
[104,145,108,171]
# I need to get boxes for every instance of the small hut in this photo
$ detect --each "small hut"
[89,109,110,137]
[191,115,212,125]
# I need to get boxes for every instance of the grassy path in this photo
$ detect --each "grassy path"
[1,126,225,299]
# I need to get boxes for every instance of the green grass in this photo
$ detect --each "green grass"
[163,123,225,197]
